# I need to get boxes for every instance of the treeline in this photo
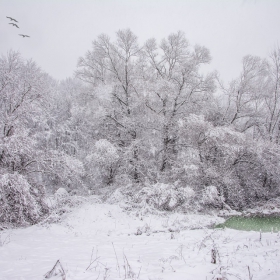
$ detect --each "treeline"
[1,30,280,224]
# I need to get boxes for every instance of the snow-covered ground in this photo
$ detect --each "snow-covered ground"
[1,201,280,280]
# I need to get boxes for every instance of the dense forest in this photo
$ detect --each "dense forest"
[1,29,280,225]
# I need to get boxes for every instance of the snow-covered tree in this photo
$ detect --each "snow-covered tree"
[0,50,51,175]
[144,31,215,175]
[263,47,280,142]
[86,139,119,186]
[77,29,149,183]
[216,55,269,134]
[0,169,48,225]
[0,51,90,225]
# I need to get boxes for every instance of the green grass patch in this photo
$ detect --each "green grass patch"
[215,216,280,232]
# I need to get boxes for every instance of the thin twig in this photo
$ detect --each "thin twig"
[112,242,120,277]
[137,266,142,279]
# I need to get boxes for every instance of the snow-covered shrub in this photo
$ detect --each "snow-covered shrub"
[43,188,89,224]
[93,139,119,166]
[106,183,195,213]
[42,151,86,194]
[42,194,88,225]
[134,183,195,211]
[69,188,90,196]
[104,183,141,204]
[106,188,127,204]
[86,139,119,186]
[201,186,224,208]
[0,173,48,226]
[55,187,69,200]
[54,187,84,209]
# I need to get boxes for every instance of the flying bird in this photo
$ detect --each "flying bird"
[6,16,18,22]
[19,34,30,38]
[9,23,19,28]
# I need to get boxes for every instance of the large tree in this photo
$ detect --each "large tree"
[0,50,50,176]
[76,29,147,183]
[144,31,215,175]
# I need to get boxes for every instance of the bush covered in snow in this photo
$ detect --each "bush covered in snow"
[106,183,234,215]
[55,187,69,200]
[107,183,195,213]
[42,188,93,224]
[53,188,87,211]
[201,185,224,208]
[86,139,119,187]
[135,183,195,211]
[0,173,49,226]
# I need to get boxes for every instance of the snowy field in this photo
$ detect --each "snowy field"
[1,201,280,280]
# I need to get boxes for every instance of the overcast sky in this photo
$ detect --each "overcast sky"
[1,0,280,83]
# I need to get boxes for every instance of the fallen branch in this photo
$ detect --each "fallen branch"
[44,260,66,280]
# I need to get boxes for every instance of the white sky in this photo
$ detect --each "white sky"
[1,0,280,83]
